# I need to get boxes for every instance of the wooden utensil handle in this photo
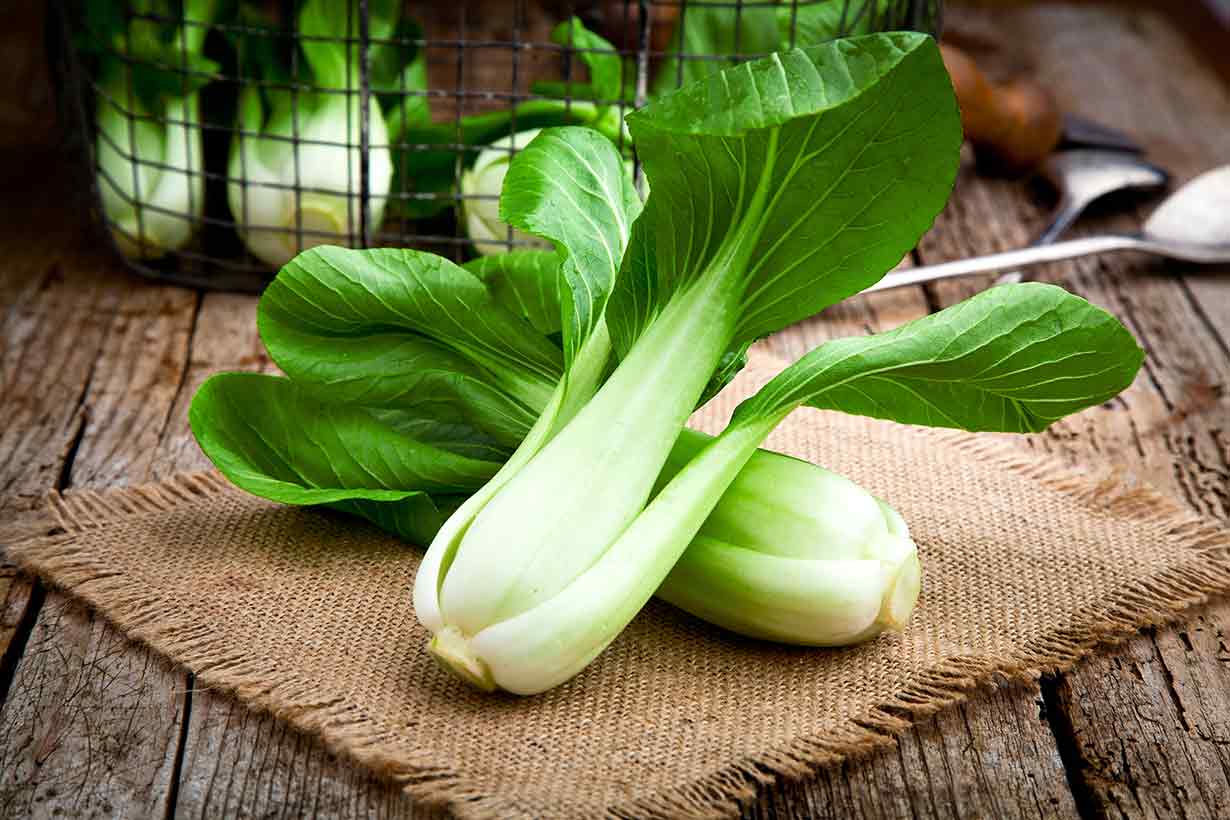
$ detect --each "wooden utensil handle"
[940,43,1063,173]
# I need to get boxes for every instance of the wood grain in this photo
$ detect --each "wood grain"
[176,691,443,820]
[0,274,199,818]
[920,7,1230,820]
[1048,603,1230,820]
[749,682,1077,820]
[0,164,122,717]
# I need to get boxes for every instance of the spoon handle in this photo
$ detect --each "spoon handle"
[994,193,1084,286]
[866,234,1144,293]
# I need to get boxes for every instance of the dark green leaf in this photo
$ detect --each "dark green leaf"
[257,323,540,448]
[529,80,599,100]
[733,283,1144,433]
[777,0,902,48]
[297,0,356,90]
[382,52,430,130]
[549,17,625,102]
[369,409,513,463]
[189,373,501,544]
[499,127,641,364]
[608,34,961,354]
[259,246,562,428]
[371,16,425,109]
[464,251,564,336]
[650,0,781,97]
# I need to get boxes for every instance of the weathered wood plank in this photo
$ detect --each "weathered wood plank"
[148,292,269,478]
[0,260,117,522]
[0,162,128,717]
[0,278,200,819]
[750,683,1076,820]
[926,6,1230,820]
[176,690,441,820]
[1048,603,1230,820]
[0,594,185,819]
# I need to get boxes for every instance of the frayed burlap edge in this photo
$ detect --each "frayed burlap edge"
[7,432,1230,820]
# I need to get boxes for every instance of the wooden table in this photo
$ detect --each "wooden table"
[2,3,1228,817]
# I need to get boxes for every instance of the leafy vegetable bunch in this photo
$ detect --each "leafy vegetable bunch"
[88,2,629,265]
[461,0,909,253]
[191,33,1143,695]
[89,0,926,265]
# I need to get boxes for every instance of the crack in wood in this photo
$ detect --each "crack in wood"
[1179,279,1230,361]
[1039,676,1101,820]
[164,673,193,820]
[0,582,44,718]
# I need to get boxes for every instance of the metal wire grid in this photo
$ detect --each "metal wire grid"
[61,0,942,292]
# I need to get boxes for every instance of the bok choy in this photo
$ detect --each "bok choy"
[227,0,397,268]
[455,18,631,246]
[190,32,1143,697]
[460,129,553,255]
[92,0,218,258]
[411,34,1142,694]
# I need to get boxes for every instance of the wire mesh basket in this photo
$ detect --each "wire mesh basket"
[59,0,942,292]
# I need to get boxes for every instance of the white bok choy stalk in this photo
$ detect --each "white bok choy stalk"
[412,34,1144,695]
[93,0,218,259]
[653,434,920,646]
[228,0,394,268]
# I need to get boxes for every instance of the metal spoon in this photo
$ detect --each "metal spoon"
[867,165,1230,293]
[995,150,1168,285]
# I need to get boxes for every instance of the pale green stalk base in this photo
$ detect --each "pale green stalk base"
[462,129,552,256]
[657,538,921,646]
[657,479,922,645]
[428,626,496,692]
[99,92,203,260]
[435,271,739,639]
[460,417,778,694]
[413,324,613,633]
[881,552,922,630]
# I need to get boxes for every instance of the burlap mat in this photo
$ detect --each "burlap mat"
[8,355,1230,819]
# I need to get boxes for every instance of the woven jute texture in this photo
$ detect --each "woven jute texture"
[9,356,1230,819]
